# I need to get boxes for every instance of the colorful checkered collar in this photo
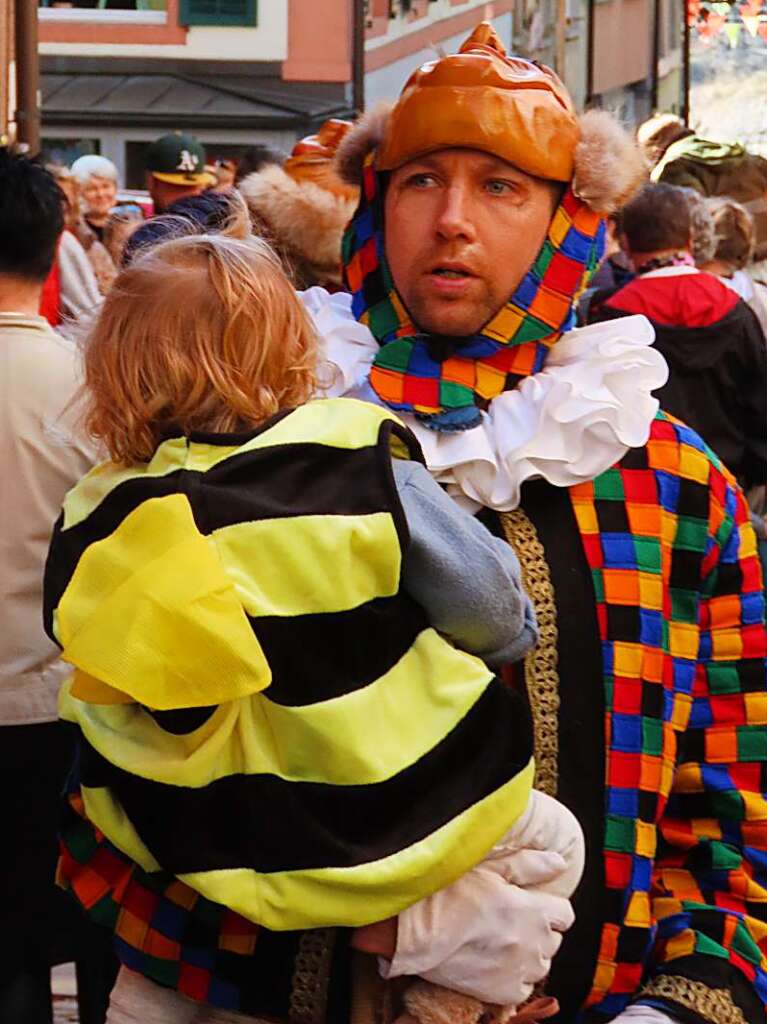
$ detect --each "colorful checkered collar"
[341,153,607,432]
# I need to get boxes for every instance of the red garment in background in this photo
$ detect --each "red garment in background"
[39,258,61,327]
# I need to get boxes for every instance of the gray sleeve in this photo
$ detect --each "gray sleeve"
[392,459,538,667]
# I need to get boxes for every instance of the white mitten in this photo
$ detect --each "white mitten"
[484,790,585,898]
[610,1007,682,1024]
[380,866,574,1007]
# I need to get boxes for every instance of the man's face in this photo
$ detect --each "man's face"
[384,149,558,337]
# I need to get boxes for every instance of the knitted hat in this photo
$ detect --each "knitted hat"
[337,23,646,215]
[284,119,358,202]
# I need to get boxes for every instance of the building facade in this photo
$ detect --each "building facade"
[38,0,683,185]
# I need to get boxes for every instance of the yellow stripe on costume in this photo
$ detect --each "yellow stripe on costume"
[57,494,272,709]
[60,628,494,787]
[80,758,534,932]
[61,399,407,532]
[212,513,400,618]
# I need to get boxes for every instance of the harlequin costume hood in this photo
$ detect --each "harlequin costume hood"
[238,119,359,291]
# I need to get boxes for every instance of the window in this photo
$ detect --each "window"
[41,137,100,167]
[39,1,167,23]
[178,0,256,27]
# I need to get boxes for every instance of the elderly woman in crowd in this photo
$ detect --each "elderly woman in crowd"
[70,155,120,293]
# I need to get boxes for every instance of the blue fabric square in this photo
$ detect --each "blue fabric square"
[612,713,642,752]
[354,206,374,244]
[697,629,712,662]
[657,471,680,513]
[639,609,663,647]
[689,695,714,729]
[513,272,540,311]
[608,787,639,817]
[560,226,594,263]
[152,901,188,941]
[742,591,764,626]
[207,979,241,1011]
[671,657,696,694]
[631,856,652,890]
[181,944,216,970]
[701,763,733,793]
[407,344,442,378]
[601,533,637,569]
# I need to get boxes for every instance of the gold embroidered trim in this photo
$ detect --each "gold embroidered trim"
[638,975,749,1024]
[289,928,337,1024]
[498,509,560,798]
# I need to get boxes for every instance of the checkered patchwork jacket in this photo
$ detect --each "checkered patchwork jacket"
[57,411,767,1024]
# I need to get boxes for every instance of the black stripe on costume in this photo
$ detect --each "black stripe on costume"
[78,678,533,875]
[252,596,428,706]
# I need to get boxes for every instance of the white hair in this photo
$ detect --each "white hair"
[70,154,119,186]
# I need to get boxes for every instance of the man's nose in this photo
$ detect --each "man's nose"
[435,183,476,242]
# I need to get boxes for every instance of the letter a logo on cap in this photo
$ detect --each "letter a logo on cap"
[177,149,200,173]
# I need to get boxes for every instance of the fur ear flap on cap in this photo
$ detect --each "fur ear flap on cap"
[335,102,392,186]
[573,109,649,214]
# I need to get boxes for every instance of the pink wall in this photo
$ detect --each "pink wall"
[283,0,351,83]
[592,0,652,95]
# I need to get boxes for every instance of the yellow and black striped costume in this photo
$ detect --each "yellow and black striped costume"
[44,398,534,931]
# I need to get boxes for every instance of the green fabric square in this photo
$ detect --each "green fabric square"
[732,920,762,963]
[675,515,708,554]
[591,569,605,603]
[66,826,99,864]
[706,663,742,695]
[533,241,555,278]
[710,840,743,871]
[693,932,728,959]
[594,470,625,501]
[670,587,699,625]
[605,814,635,853]
[144,955,181,988]
[738,726,767,762]
[374,337,413,372]
[634,536,662,573]
[90,894,119,929]
[439,380,473,409]
[711,789,744,820]
[368,300,400,339]
[642,717,663,756]
[513,315,550,344]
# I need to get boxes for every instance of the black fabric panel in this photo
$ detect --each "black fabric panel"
[78,679,533,875]
[145,706,217,735]
[252,596,428,706]
[199,442,393,532]
[483,481,607,1024]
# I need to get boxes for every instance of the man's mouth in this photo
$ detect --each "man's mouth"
[430,263,475,280]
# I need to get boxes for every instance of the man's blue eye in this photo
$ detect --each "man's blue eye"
[487,181,511,195]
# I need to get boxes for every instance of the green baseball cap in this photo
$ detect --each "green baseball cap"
[145,132,211,185]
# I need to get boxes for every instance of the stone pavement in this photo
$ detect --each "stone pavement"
[52,963,79,1023]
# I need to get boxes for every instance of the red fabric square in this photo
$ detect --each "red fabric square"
[121,880,159,922]
[402,375,438,407]
[582,533,604,568]
[709,694,746,726]
[612,961,644,992]
[546,252,585,295]
[359,237,378,277]
[605,851,632,888]
[609,751,641,788]
[612,679,643,715]
[178,964,211,1002]
[621,470,658,505]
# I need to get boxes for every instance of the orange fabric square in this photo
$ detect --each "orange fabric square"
[705,727,738,763]
[116,908,150,948]
[628,505,662,537]
[370,366,405,404]
[145,929,181,961]
[604,569,640,605]
[529,286,571,326]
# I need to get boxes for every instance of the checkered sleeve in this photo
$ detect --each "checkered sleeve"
[641,471,767,1024]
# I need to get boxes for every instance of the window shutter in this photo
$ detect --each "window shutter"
[179,0,257,27]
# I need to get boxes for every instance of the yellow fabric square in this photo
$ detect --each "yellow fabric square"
[679,445,710,484]
[669,622,699,660]
[672,762,703,794]
[670,692,692,730]
[487,305,524,340]
[746,692,767,725]
[475,362,506,398]
[635,819,657,858]
[573,502,599,534]
[613,642,643,678]
[549,208,571,247]
[592,961,615,995]
[624,891,651,928]
[711,627,744,661]
[665,930,697,960]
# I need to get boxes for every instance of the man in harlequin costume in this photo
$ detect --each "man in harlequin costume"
[304,21,767,1024]
[54,22,767,1024]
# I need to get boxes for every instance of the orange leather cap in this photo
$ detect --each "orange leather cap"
[285,119,359,201]
[377,23,580,182]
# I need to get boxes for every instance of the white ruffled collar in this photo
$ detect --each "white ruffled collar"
[302,287,668,512]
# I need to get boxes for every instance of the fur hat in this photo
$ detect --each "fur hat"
[336,25,646,216]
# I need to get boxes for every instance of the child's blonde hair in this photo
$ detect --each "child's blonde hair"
[84,233,317,463]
